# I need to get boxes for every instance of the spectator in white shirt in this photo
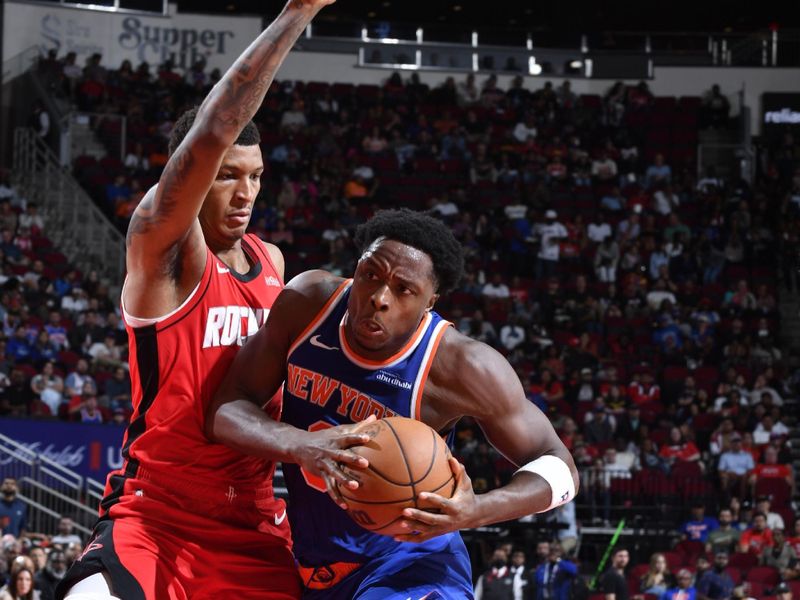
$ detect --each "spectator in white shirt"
[591,151,618,182]
[587,214,612,244]
[534,210,568,280]
[500,315,526,352]
[652,183,680,215]
[481,273,511,301]
[512,113,538,143]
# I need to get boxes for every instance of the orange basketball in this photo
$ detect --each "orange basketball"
[337,416,456,536]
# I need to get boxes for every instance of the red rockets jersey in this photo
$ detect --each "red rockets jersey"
[101,234,284,515]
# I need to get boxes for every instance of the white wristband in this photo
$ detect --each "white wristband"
[515,455,576,512]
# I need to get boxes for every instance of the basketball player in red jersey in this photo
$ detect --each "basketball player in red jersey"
[55,1,372,599]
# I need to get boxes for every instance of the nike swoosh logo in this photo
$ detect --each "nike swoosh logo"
[310,335,339,351]
[274,509,287,526]
[216,264,229,274]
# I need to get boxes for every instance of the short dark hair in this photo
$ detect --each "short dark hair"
[354,209,464,295]
[168,106,260,156]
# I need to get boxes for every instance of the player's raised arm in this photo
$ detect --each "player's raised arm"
[207,271,373,493]
[396,329,579,542]
[125,0,332,314]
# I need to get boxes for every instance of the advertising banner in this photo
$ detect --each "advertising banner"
[0,418,124,482]
[3,1,261,73]
[762,92,800,138]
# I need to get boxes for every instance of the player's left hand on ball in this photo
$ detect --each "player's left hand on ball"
[393,457,478,543]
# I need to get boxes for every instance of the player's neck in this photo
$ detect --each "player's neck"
[212,239,251,274]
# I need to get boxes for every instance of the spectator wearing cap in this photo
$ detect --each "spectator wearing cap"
[628,371,661,405]
[680,503,719,543]
[584,400,616,445]
[774,582,793,600]
[695,551,734,600]
[615,403,643,443]
[707,509,741,555]
[739,512,774,554]
[718,433,755,501]
[569,367,598,404]
[660,568,697,600]
[533,210,567,281]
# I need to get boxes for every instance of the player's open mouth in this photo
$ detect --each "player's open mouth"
[357,319,385,337]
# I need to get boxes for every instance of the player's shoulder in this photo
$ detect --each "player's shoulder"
[249,236,285,279]
[435,326,500,374]
[272,270,346,323]
[268,271,347,343]
[285,270,346,299]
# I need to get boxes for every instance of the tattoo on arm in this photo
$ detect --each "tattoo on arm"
[126,147,194,246]
[207,8,311,132]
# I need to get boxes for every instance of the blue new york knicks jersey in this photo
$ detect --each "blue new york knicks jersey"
[281,279,471,575]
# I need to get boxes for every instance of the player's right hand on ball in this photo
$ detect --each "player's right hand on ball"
[296,415,376,506]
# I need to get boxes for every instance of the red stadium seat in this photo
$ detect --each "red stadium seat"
[662,551,684,570]
[728,552,758,573]
[754,479,791,508]
[746,566,780,586]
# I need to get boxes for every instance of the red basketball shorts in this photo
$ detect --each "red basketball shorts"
[56,474,301,600]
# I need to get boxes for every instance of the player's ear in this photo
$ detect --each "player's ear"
[426,294,439,311]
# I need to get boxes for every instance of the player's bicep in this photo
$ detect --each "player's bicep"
[460,343,569,467]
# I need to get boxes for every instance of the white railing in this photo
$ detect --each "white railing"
[59,111,128,165]
[12,127,126,288]
[0,433,102,536]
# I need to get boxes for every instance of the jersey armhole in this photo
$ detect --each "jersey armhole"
[245,233,284,285]
[409,320,452,421]
[287,279,352,358]
[121,248,212,328]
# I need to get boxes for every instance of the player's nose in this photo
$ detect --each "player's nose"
[369,285,390,310]
[234,176,257,203]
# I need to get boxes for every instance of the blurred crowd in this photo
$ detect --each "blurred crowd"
[2,48,798,598]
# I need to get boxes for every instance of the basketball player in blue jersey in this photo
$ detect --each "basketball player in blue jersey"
[208,209,579,600]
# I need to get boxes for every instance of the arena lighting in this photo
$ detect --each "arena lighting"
[570,60,584,69]
[528,56,542,75]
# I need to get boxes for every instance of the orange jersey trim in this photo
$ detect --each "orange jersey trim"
[410,320,451,420]
[339,311,432,370]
